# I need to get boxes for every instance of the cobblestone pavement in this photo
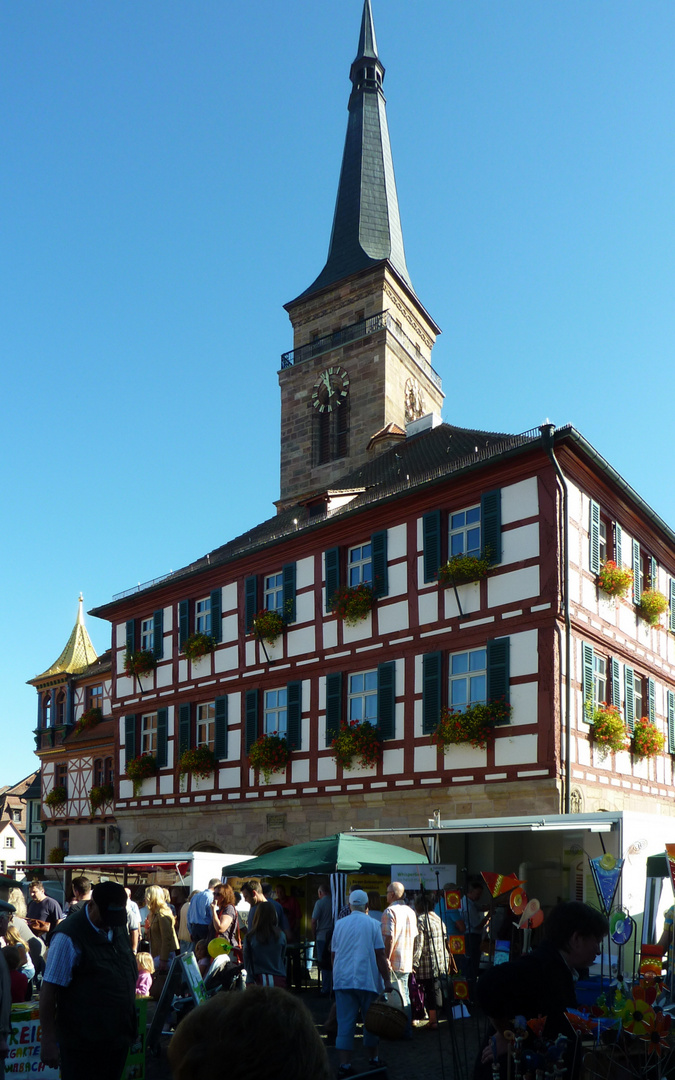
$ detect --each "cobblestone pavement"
[145,984,487,1080]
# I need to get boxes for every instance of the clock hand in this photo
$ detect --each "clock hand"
[322,372,333,393]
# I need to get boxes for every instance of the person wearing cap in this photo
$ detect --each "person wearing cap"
[0,900,16,1061]
[330,889,393,1079]
[39,880,137,1080]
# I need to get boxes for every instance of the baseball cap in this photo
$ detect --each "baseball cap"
[92,881,128,927]
[349,889,369,910]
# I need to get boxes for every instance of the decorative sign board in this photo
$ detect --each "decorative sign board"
[390,864,457,892]
[148,952,207,1052]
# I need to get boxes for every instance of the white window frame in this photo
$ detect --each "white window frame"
[593,655,607,708]
[140,617,154,652]
[264,572,284,614]
[5,837,14,849]
[196,702,216,749]
[449,504,481,559]
[348,670,378,723]
[195,597,212,635]
[634,676,644,721]
[348,543,372,588]
[264,688,287,737]
[141,712,158,755]
[448,647,488,711]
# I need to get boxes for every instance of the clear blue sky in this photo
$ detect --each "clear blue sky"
[2,1,673,784]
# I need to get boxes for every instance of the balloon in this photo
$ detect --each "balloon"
[207,938,231,958]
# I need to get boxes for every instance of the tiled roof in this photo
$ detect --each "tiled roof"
[31,596,98,679]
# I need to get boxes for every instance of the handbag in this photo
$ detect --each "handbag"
[364,988,408,1040]
[409,971,426,1020]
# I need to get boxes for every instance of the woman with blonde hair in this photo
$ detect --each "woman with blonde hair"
[145,885,179,972]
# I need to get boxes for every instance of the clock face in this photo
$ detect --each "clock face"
[404,376,425,423]
[312,366,350,413]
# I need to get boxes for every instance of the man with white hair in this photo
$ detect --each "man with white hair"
[331,889,393,1079]
[382,881,418,1039]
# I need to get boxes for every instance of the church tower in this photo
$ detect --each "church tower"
[277,0,444,509]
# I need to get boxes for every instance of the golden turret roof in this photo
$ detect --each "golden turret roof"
[35,595,98,678]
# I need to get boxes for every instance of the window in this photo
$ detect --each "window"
[12,809,21,823]
[29,839,43,862]
[599,519,608,564]
[593,655,607,708]
[55,764,68,793]
[140,618,154,653]
[195,597,212,635]
[582,644,608,724]
[348,671,378,723]
[590,500,614,571]
[264,573,284,614]
[58,830,69,855]
[56,690,66,726]
[104,757,114,785]
[449,506,481,559]
[449,648,487,710]
[97,828,106,855]
[88,684,103,711]
[0,861,4,874]
[197,703,216,749]
[141,713,158,755]
[5,837,14,849]
[348,544,372,587]
[93,759,104,787]
[264,689,288,737]
[634,676,644,722]
[43,694,52,728]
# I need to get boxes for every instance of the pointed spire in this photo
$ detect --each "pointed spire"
[295,0,413,300]
[35,595,98,678]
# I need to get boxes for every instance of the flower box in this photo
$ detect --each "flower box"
[251,609,286,646]
[44,786,67,811]
[438,553,491,588]
[590,704,629,757]
[75,706,103,735]
[597,561,633,599]
[249,733,289,783]
[178,746,217,779]
[431,701,510,752]
[126,753,158,795]
[89,783,114,812]
[632,717,665,760]
[331,720,381,770]
[184,633,217,662]
[330,584,374,626]
[638,590,668,626]
[124,649,157,678]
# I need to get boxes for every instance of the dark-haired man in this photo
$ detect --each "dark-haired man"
[26,880,63,942]
[66,876,92,914]
[39,880,137,1080]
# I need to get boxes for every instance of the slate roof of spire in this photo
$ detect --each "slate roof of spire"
[291,0,413,303]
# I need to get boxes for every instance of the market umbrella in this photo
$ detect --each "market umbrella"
[222,833,428,879]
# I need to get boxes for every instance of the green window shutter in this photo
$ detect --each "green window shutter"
[179,704,191,757]
[632,540,641,604]
[670,580,675,633]
[423,511,442,583]
[589,500,601,574]
[615,523,623,567]
[286,681,302,751]
[377,661,396,740]
[283,563,297,624]
[668,691,675,754]
[325,672,343,745]
[156,708,168,768]
[245,689,259,753]
[371,530,389,599]
[624,666,635,733]
[179,601,189,651]
[610,658,621,709]
[650,557,658,591]
[325,548,340,611]
[124,715,136,766]
[214,696,228,760]
[153,609,164,660]
[648,678,656,724]
[481,489,502,565]
[245,576,258,632]
[422,652,442,735]
[582,643,594,724]
[126,620,135,655]
[210,589,222,643]
[487,638,510,721]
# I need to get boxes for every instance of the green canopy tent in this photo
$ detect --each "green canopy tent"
[222,832,428,879]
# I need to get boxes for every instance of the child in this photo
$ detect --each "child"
[194,939,211,978]
[3,946,29,1003]
[135,951,155,997]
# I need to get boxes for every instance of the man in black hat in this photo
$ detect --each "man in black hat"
[39,881,137,1080]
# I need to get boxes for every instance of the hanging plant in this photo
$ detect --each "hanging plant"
[590,703,629,757]
[331,720,381,770]
[49,848,66,864]
[632,717,665,760]
[638,590,668,626]
[184,632,217,662]
[124,649,157,678]
[178,746,217,779]
[331,584,374,626]
[431,701,511,752]
[597,561,633,599]
[44,786,67,811]
[251,609,285,646]
[75,706,103,734]
[248,733,289,783]
[125,753,158,796]
[438,553,492,588]
[89,783,115,812]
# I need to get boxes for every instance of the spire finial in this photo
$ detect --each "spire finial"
[356,0,378,62]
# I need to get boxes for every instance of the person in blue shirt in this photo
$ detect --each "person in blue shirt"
[187,879,220,943]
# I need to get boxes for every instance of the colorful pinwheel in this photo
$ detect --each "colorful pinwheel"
[640,1010,672,1058]
[620,995,655,1036]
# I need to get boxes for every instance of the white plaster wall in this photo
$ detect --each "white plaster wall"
[576,738,591,766]
[377,600,409,635]
[295,592,315,624]
[159,774,174,795]
[292,759,310,783]
[444,744,487,770]
[569,568,581,605]
[245,641,256,666]
[193,773,215,792]
[116,676,134,698]
[618,605,637,638]
[342,614,372,643]
[296,556,314,590]
[510,630,539,677]
[382,748,404,775]
[222,583,237,611]
[219,766,240,789]
[222,614,238,642]
[214,646,238,673]
[317,757,337,781]
[343,763,376,778]
[388,561,408,597]
[190,655,211,679]
[444,582,480,618]
[318,679,326,712]
[287,626,316,656]
[510,681,538,726]
[163,605,173,631]
[502,477,539,524]
[567,482,582,525]
[502,523,539,565]
[323,621,338,649]
[418,592,438,625]
[414,745,437,772]
[227,723,241,762]
[416,517,424,552]
[156,664,173,689]
[494,733,538,766]
[119,780,134,799]
[488,566,540,608]
[116,624,126,648]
